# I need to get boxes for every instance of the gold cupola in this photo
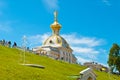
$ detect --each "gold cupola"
[43,11,72,50]
[51,11,61,35]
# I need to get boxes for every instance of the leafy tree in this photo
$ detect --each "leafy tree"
[116,56,120,74]
[108,43,120,74]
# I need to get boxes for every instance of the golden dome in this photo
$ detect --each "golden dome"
[43,35,70,48]
[51,21,61,31]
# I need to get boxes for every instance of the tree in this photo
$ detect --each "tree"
[116,56,120,74]
[108,43,120,74]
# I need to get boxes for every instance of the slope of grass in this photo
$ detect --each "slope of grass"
[0,46,119,80]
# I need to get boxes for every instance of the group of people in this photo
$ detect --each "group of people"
[0,39,17,48]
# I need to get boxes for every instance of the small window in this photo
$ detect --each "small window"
[49,40,52,43]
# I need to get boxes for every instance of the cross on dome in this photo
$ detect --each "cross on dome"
[54,11,58,22]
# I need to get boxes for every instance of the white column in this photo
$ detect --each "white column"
[70,53,72,63]
[68,53,70,63]
[64,52,66,61]
[66,53,68,62]
[60,51,62,60]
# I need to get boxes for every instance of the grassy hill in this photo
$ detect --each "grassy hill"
[0,46,119,80]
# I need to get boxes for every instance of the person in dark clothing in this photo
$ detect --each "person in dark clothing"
[8,41,11,48]
[12,42,17,48]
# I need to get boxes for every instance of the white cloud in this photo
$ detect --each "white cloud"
[27,33,50,47]
[72,47,99,61]
[76,56,90,64]
[27,33,106,64]
[72,47,99,54]
[61,34,105,47]
[102,0,111,6]
[42,0,59,11]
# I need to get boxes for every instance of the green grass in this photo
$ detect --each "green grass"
[0,46,119,80]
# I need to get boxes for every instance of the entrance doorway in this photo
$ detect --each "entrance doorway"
[87,77,92,80]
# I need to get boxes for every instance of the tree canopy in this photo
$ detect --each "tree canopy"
[108,43,120,74]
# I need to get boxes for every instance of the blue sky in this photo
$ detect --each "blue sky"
[0,0,120,66]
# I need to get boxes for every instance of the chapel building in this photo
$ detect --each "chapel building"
[33,11,77,63]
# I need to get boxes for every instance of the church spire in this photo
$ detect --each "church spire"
[51,11,61,35]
